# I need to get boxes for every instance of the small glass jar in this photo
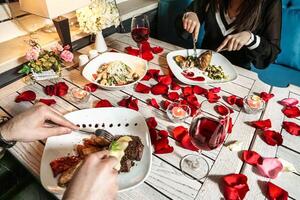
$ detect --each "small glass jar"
[69,87,90,104]
[243,94,265,114]
[166,102,190,123]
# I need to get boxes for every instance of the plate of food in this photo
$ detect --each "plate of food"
[40,107,152,195]
[166,49,238,85]
[82,52,148,90]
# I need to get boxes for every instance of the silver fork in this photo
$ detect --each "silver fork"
[193,36,197,58]
[77,129,114,142]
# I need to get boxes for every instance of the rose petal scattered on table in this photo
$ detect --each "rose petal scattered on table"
[226,95,237,105]
[171,82,181,90]
[135,83,151,94]
[84,83,98,92]
[180,134,199,151]
[141,50,154,61]
[262,130,283,146]
[224,140,243,151]
[257,158,283,179]
[279,98,299,107]
[235,97,244,107]
[158,75,172,86]
[209,87,221,93]
[260,92,274,102]
[282,121,300,136]
[118,96,139,111]
[146,117,158,129]
[151,83,169,95]
[182,86,194,97]
[241,150,263,165]
[206,91,221,103]
[162,100,171,110]
[223,173,249,200]
[149,128,158,144]
[151,46,164,54]
[147,69,160,79]
[148,98,160,109]
[193,85,207,95]
[282,106,300,118]
[250,119,272,130]
[215,105,233,116]
[267,182,288,200]
[168,92,180,101]
[278,158,298,173]
[187,95,200,108]
[158,130,169,138]
[95,99,113,108]
[172,126,188,141]
[125,46,139,56]
[15,90,36,103]
[44,82,69,97]
[39,99,56,106]
[227,117,233,134]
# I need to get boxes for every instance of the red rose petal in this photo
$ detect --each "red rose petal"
[152,46,164,54]
[172,126,188,141]
[282,106,300,118]
[153,137,169,151]
[215,105,233,116]
[209,87,221,93]
[227,117,233,134]
[149,128,158,144]
[44,85,56,96]
[158,75,172,85]
[241,150,263,165]
[162,100,171,110]
[282,121,300,136]
[250,119,272,130]
[182,86,194,97]
[135,83,151,94]
[15,90,36,103]
[141,41,151,52]
[262,130,283,146]
[39,99,56,106]
[279,98,299,107]
[193,86,207,95]
[168,92,180,101]
[171,82,181,90]
[148,98,160,109]
[155,145,174,154]
[56,82,69,97]
[205,91,221,103]
[118,97,139,111]
[84,83,98,92]
[223,174,249,200]
[181,134,199,151]
[95,99,113,108]
[142,51,154,61]
[147,117,158,129]
[125,46,139,56]
[141,74,151,81]
[226,95,237,105]
[187,95,200,108]
[260,92,274,102]
[151,83,169,95]
[267,182,288,200]
[147,69,160,78]
[236,98,244,107]
[158,130,169,138]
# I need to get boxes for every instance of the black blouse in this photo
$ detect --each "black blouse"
[176,0,282,69]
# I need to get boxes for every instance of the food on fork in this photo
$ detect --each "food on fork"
[93,61,139,86]
[49,134,144,187]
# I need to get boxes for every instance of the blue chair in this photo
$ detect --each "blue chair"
[157,0,300,87]
[252,0,300,87]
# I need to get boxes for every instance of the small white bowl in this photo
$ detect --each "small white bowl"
[82,52,148,91]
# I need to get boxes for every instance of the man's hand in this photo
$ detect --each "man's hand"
[216,31,252,52]
[63,151,118,200]
[182,12,201,40]
[0,103,78,142]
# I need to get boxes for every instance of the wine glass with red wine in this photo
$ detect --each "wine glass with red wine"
[180,100,231,180]
[131,15,150,56]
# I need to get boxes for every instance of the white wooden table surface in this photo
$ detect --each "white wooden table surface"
[0,33,299,200]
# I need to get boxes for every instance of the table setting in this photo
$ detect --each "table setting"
[0,4,299,200]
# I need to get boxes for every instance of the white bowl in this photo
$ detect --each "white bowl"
[82,52,148,90]
[40,107,152,195]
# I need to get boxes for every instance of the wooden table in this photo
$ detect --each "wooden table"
[0,33,299,200]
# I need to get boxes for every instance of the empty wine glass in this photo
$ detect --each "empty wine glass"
[180,100,231,180]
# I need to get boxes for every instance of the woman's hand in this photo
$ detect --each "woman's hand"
[0,103,78,142]
[182,12,201,40]
[216,31,252,52]
[63,151,118,200]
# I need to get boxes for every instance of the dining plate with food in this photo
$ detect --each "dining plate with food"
[82,52,148,90]
[40,108,152,195]
[166,49,238,85]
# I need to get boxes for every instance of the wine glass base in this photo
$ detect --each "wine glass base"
[180,154,209,180]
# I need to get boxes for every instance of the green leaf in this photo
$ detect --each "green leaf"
[109,141,121,151]
[18,65,31,74]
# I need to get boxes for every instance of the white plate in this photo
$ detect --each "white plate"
[40,107,152,195]
[82,52,148,90]
[166,49,238,85]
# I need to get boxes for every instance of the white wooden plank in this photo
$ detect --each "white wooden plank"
[277,147,300,174]
[195,79,271,199]
[272,172,300,199]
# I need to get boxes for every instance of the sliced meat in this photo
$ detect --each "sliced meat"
[58,161,82,187]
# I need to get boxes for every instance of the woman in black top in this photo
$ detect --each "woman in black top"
[177,0,282,69]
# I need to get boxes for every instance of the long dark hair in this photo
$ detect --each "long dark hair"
[213,0,263,32]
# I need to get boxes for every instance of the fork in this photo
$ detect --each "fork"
[77,129,114,142]
[192,36,197,58]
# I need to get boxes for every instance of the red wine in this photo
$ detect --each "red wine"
[131,27,150,43]
[190,117,226,151]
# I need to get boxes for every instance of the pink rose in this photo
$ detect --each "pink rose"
[60,50,74,62]
[51,44,64,55]
[25,47,40,61]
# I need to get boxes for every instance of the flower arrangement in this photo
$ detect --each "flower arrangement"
[76,0,120,34]
[19,40,74,79]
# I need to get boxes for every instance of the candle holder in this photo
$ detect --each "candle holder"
[243,94,265,114]
[166,102,191,123]
[69,87,90,104]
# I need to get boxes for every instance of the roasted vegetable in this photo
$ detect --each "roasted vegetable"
[198,50,212,70]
